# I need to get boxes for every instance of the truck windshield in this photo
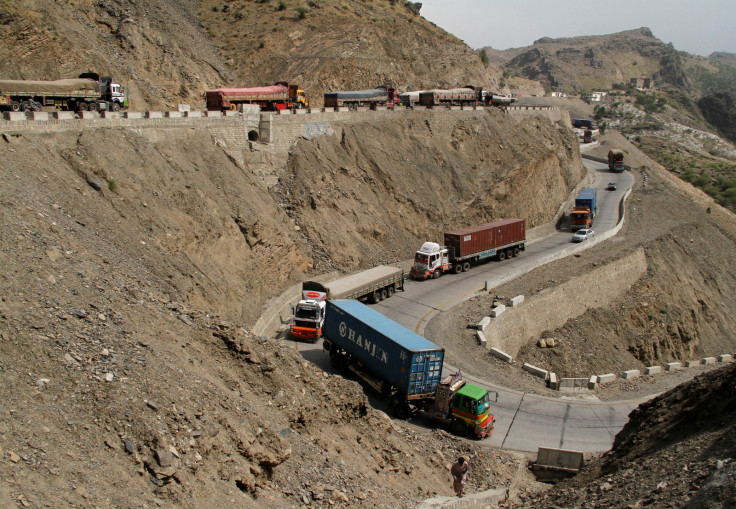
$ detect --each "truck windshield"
[415,253,428,263]
[295,307,319,320]
[571,212,589,219]
[475,393,490,414]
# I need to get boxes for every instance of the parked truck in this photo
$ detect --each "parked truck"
[418,87,478,107]
[572,118,597,130]
[205,82,308,111]
[323,86,399,110]
[323,299,496,438]
[410,218,526,280]
[0,73,126,112]
[608,149,624,172]
[289,265,404,341]
[571,188,598,231]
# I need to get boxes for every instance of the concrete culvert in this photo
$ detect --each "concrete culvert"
[248,130,259,142]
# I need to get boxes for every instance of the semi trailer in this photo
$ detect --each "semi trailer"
[0,74,126,112]
[289,265,404,341]
[323,299,496,438]
[323,86,399,109]
[410,218,526,280]
[571,188,598,231]
[205,82,308,111]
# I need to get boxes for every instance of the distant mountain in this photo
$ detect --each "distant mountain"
[494,28,691,93]
[710,52,736,69]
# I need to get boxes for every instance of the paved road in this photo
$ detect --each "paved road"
[292,160,640,453]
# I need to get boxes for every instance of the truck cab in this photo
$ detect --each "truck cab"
[289,285,327,341]
[410,242,450,280]
[427,372,495,438]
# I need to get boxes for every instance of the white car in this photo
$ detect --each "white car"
[572,229,595,242]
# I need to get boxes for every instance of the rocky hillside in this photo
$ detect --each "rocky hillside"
[0,0,501,110]
[497,28,691,93]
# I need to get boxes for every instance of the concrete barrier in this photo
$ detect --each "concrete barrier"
[685,360,699,368]
[184,111,202,118]
[701,357,716,365]
[719,354,733,363]
[597,373,616,384]
[532,447,584,482]
[548,372,559,390]
[30,112,49,121]
[146,111,163,119]
[645,365,662,375]
[666,362,682,371]
[166,111,184,118]
[124,111,143,119]
[475,330,487,347]
[490,305,506,317]
[490,347,512,363]
[476,316,491,331]
[509,295,524,307]
[621,369,640,380]
[588,375,598,390]
[79,111,99,119]
[224,110,239,117]
[559,378,590,392]
[102,111,121,119]
[4,112,26,121]
[54,111,75,120]
[205,110,223,118]
[523,363,548,379]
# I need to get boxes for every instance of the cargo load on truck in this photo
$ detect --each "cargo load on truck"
[410,218,526,280]
[323,86,399,109]
[572,118,597,130]
[322,299,496,438]
[418,88,478,107]
[0,74,126,112]
[289,265,404,341]
[571,188,598,231]
[205,82,308,111]
[608,149,624,172]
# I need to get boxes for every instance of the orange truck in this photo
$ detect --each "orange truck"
[571,188,598,231]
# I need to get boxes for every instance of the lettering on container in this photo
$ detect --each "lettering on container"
[339,321,389,364]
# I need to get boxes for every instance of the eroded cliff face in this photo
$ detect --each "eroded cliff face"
[275,109,583,272]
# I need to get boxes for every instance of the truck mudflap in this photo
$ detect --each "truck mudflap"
[475,414,495,439]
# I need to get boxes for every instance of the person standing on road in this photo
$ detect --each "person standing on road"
[451,456,470,497]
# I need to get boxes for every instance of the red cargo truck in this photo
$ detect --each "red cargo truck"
[205,82,308,111]
[410,219,526,280]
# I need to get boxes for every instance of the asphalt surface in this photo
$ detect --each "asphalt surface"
[292,160,640,454]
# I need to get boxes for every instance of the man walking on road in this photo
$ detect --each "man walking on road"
[451,456,469,497]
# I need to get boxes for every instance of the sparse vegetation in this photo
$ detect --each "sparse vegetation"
[107,178,118,194]
[276,0,286,11]
[479,48,488,66]
[296,6,307,19]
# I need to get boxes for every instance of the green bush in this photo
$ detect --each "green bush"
[296,6,307,18]
[107,179,118,194]
[276,0,286,10]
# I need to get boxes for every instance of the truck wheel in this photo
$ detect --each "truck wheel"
[498,250,506,261]
[432,270,441,279]
[87,102,98,112]
[462,262,471,272]
[453,264,462,274]
[451,418,470,436]
[513,247,520,257]
[393,402,411,419]
[112,102,121,112]
[20,101,32,112]
[10,101,21,112]
[386,285,395,298]
[380,288,388,301]
[77,102,88,112]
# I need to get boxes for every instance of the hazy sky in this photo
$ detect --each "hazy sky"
[419,0,736,57]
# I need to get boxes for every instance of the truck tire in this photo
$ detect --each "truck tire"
[498,250,506,261]
[462,262,471,272]
[393,402,411,420]
[513,247,520,257]
[451,418,470,436]
[112,102,121,112]
[386,285,395,298]
[453,264,462,274]
[77,102,88,112]
[380,288,388,301]
[10,101,21,112]
[87,101,98,112]
[432,270,441,279]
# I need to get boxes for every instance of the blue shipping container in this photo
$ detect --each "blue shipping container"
[324,300,444,398]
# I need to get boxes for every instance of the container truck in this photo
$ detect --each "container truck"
[289,265,404,341]
[608,149,624,172]
[0,73,126,112]
[323,86,399,110]
[410,218,526,280]
[571,188,598,231]
[572,118,597,130]
[418,88,478,108]
[323,299,496,438]
[205,82,308,111]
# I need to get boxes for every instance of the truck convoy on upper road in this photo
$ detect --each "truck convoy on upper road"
[322,299,496,438]
[608,149,625,172]
[0,73,126,112]
[205,82,308,111]
[410,219,526,280]
[570,188,598,231]
[289,265,404,341]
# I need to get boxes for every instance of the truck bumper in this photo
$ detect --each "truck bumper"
[475,415,495,439]
[409,267,430,280]
[289,327,321,341]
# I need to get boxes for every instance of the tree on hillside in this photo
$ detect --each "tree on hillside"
[698,92,736,142]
